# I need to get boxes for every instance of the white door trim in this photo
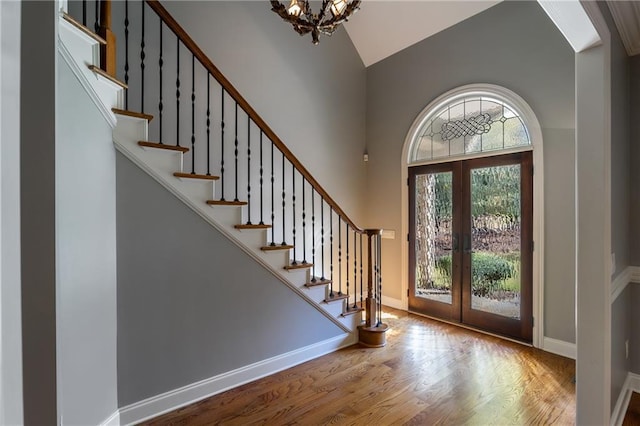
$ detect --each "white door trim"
[399,83,545,348]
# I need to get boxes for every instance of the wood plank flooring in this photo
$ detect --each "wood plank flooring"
[624,392,640,426]
[141,308,575,425]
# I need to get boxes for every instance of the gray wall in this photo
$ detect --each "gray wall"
[631,55,640,266]
[56,58,119,424]
[632,284,640,374]
[604,3,631,281]
[601,2,632,413]
[611,287,632,409]
[20,2,57,424]
[365,1,576,342]
[632,51,640,378]
[0,1,23,424]
[110,0,368,224]
[116,153,345,406]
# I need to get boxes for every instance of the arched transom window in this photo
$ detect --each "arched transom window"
[408,85,533,164]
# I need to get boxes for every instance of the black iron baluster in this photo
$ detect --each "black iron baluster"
[190,54,195,174]
[82,0,87,26]
[158,19,163,143]
[270,143,275,245]
[220,88,225,200]
[124,0,129,109]
[94,1,99,32]
[320,199,325,281]
[175,40,180,147]
[360,233,363,307]
[346,224,349,299]
[338,219,342,295]
[206,75,210,175]
[329,208,334,296]
[259,132,264,225]
[378,234,382,325]
[281,152,286,246]
[234,104,239,202]
[140,1,145,113]
[353,230,358,308]
[311,188,316,279]
[246,117,251,224]
[302,178,307,264]
[291,168,296,264]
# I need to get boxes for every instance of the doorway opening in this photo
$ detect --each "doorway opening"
[409,151,533,342]
[401,84,543,344]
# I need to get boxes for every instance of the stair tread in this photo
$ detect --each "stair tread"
[88,65,127,89]
[138,141,189,153]
[62,12,107,45]
[341,306,365,317]
[234,224,272,230]
[174,172,219,180]
[304,278,332,287]
[324,293,348,303]
[284,262,313,271]
[112,108,154,122]
[206,199,248,206]
[261,244,294,251]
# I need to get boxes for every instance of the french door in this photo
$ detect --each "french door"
[408,151,533,342]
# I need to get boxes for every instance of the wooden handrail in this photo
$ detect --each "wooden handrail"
[145,0,364,233]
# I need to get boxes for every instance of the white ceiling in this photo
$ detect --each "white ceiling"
[343,1,501,67]
[341,1,640,67]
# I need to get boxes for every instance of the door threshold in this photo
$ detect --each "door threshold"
[407,310,533,347]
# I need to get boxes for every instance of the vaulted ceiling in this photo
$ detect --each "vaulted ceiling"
[342,0,640,68]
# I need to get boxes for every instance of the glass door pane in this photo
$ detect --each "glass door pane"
[415,171,453,304]
[469,164,521,319]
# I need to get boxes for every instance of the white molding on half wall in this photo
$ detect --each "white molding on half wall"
[542,336,576,360]
[118,333,356,426]
[611,372,640,426]
[611,265,640,303]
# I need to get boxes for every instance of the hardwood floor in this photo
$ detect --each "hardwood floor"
[141,308,575,425]
[624,392,640,426]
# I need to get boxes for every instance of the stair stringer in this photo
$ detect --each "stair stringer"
[113,115,362,333]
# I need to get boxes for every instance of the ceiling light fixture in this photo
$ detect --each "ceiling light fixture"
[270,0,361,45]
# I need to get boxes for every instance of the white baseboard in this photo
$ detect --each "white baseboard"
[542,336,576,360]
[118,333,356,425]
[611,372,640,426]
[100,410,120,426]
[382,295,404,310]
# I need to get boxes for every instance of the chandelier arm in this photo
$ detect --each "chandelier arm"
[318,0,330,23]
[293,25,311,36]
[270,1,290,20]
[270,0,361,44]
[303,0,313,23]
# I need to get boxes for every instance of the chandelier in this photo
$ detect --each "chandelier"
[270,0,361,45]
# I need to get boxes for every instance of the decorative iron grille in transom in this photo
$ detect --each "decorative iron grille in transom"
[409,95,531,163]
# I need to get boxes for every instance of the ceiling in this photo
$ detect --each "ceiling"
[342,1,501,67]
[341,0,640,68]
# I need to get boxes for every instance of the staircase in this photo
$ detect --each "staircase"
[62,0,388,345]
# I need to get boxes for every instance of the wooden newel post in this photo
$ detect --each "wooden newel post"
[98,0,116,77]
[358,229,388,347]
